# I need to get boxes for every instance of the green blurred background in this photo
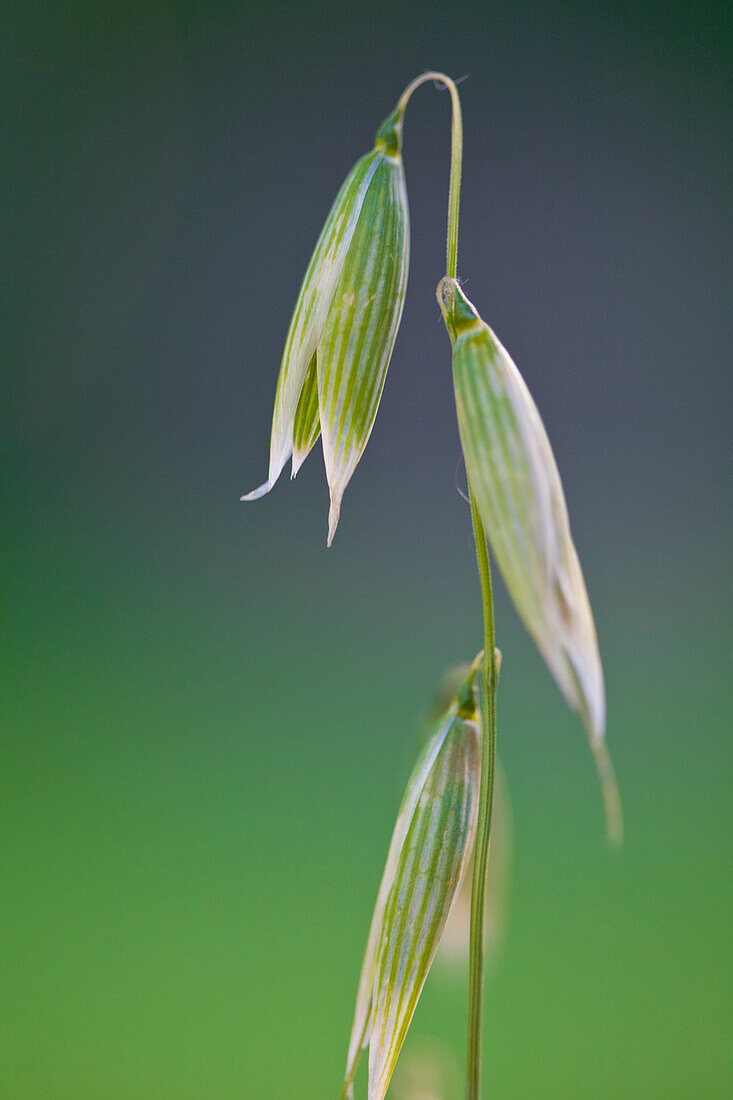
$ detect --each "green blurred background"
[2,1,730,1096]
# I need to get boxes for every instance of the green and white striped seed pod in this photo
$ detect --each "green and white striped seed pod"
[243,108,409,545]
[438,278,621,841]
[342,669,481,1100]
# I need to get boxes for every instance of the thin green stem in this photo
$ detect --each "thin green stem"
[395,72,463,279]
[466,485,498,1100]
[398,70,492,1098]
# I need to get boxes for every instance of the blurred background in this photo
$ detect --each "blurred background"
[2,1,730,1096]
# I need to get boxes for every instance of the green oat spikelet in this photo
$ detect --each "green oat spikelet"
[243,108,409,546]
[342,665,481,1100]
[438,278,621,843]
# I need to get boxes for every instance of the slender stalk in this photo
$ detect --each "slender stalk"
[398,72,495,1097]
[466,486,498,1100]
[394,72,463,278]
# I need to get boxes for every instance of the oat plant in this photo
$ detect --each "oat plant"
[243,72,621,1100]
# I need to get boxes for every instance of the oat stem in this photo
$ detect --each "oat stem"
[466,486,498,1100]
[395,72,462,278]
[398,72,496,1098]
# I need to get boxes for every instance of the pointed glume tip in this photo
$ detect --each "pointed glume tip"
[327,498,342,547]
[240,479,273,502]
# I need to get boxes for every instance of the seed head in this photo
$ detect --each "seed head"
[243,108,409,545]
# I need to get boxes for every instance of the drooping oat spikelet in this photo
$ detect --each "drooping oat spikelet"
[244,108,409,546]
[342,667,481,1100]
[438,278,621,843]
[243,152,380,501]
